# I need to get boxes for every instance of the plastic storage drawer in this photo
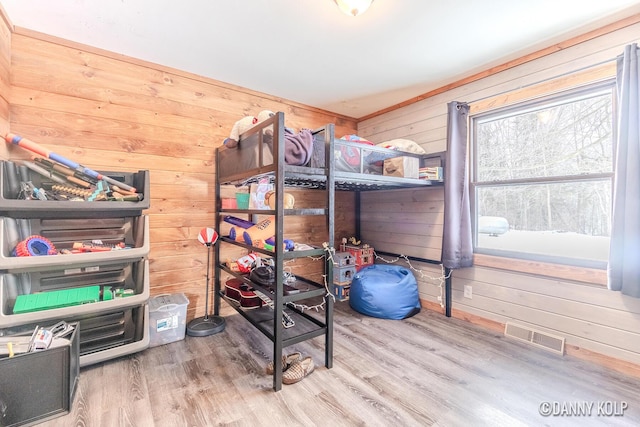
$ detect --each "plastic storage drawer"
[0,160,150,218]
[0,215,149,271]
[75,303,149,366]
[0,259,149,328]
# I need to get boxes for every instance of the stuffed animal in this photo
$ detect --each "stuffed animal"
[265,190,295,210]
[223,110,275,148]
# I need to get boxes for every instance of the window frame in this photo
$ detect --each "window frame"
[469,79,616,270]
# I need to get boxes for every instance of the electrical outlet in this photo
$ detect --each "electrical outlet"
[464,285,473,299]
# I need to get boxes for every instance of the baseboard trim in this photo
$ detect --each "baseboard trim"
[419,298,640,379]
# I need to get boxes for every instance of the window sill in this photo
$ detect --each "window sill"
[473,254,607,286]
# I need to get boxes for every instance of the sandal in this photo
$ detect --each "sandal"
[282,356,315,385]
[265,351,302,375]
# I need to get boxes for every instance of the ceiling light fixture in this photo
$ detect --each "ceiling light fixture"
[334,0,374,17]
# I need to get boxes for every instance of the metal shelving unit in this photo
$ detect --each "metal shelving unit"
[213,112,448,390]
[214,112,334,391]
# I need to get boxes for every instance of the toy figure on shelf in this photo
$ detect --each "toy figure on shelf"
[340,237,374,271]
[223,110,275,148]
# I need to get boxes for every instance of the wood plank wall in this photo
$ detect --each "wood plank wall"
[357,15,640,368]
[359,186,447,309]
[3,5,640,374]
[0,20,357,321]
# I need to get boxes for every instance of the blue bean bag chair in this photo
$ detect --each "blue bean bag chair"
[349,265,421,320]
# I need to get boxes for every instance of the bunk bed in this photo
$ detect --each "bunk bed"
[217,115,442,192]
[213,112,445,391]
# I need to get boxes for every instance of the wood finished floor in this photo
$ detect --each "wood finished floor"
[37,301,640,427]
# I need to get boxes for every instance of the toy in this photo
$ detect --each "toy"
[225,215,255,242]
[225,278,263,309]
[5,133,138,193]
[254,238,295,252]
[266,237,295,251]
[229,253,261,273]
[12,235,57,257]
[223,110,275,148]
[72,241,127,253]
[249,179,273,209]
[243,216,276,246]
[340,237,374,271]
[265,190,295,210]
[333,284,350,302]
[12,285,117,314]
[224,215,294,249]
[333,252,357,285]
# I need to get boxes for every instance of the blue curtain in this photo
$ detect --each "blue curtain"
[608,43,640,298]
[442,101,473,269]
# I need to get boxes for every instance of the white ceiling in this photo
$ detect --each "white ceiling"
[2,0,640,118]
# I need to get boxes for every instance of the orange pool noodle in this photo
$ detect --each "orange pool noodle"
[243,216,276,246]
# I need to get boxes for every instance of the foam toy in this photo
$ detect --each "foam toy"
[12,235,57,257]
[229,227,245,242]
[243,216,276,246]
[223,110,275,148]
[224,215,294,250]
[254,237,295,252]
[224,215,254,242]
[266,237,295,251]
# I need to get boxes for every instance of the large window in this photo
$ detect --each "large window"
[471,82,615,268]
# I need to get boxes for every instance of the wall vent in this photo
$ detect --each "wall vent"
[504,322,565,355]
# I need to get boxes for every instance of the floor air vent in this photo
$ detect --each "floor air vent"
[504,322,565,355]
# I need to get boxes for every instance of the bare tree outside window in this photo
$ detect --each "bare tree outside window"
[471,83,614,267]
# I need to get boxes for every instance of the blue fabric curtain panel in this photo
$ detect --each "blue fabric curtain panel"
[608,43,640,298]
[442,101,473,269]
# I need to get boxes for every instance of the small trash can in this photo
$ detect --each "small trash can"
[148,293,189,347]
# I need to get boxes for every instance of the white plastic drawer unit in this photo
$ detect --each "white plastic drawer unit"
[0,215,149,270]
[0,258,149,328]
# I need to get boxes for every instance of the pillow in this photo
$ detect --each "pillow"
[377,139,426,154]
[340,134,374,145]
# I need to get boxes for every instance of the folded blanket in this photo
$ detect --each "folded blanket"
[285,127,313,166]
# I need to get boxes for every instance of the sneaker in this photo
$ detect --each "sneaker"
[282,356,315,385]
[265,352,302,375]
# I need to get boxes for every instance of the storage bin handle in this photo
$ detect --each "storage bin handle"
[152,293,180,311]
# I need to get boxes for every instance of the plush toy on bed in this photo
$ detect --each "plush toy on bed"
[223,110,275,148]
